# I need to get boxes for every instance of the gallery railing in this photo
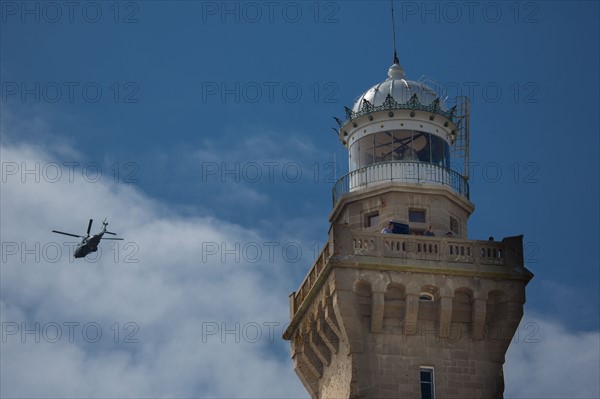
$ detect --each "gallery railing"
[332,161,469,206]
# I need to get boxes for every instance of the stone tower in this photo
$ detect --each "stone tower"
[283,58,533,398]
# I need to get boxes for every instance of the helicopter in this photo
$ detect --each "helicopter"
[52,218,123,259]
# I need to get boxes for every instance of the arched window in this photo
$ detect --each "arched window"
[419,292,434,301]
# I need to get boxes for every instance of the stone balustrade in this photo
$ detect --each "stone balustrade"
[289,225,524,318]
[352,233,506,265]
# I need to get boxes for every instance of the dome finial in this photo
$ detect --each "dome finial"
[388,62,405,80]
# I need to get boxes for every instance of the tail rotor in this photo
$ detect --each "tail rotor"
[102,218,118,236]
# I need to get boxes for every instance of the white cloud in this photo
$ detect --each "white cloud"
[1,141,308,398]
[505,314,600,398]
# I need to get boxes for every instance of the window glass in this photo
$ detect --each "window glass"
[394,130,418,161]
[413,132,430,163]
[420,368,435,399]
[420,370,432,382]
[351,131,450,169]
[374,132,394,163]
[431,135,445,167]
[444,141,451,169]
[349,141,359,171]
[358,135,374,169]
[409,209,426,223]
[366,212,379,228]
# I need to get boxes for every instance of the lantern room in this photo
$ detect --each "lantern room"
[334,61,470,205]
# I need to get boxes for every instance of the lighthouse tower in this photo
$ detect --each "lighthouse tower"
[283,56,533,398]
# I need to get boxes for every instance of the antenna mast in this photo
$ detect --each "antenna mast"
[391,0,399,64]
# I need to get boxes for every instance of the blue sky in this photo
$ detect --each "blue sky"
[1,1,599,398]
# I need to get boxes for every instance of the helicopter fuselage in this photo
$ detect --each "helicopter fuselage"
[74,234,104,258]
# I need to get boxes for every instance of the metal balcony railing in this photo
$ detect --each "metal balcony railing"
[332,161,470,206]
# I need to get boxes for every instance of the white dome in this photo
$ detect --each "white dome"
[352,63,447,113]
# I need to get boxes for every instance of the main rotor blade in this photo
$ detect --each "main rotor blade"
[100,237,124,240]
[104,231,117,235]
[87,219,93,235]
[52,230,84,238]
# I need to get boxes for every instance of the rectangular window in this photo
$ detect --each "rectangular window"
[366,212,379,228]
[420,367,435,399]
[409,209,426,223]
[450,216,459,234]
